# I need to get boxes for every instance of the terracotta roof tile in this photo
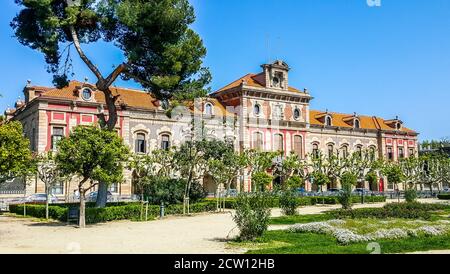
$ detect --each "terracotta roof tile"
[214,73,303,94]
[309,110,416,134]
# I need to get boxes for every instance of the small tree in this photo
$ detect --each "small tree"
[36,153,65,220]
[245,150,279,192]
[382,162,405,202]
[310,170,330,192]
[0,121,33,181]
[338,172,357,210]
[55,126,129,228]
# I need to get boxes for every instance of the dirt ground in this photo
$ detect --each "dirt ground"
[0,199,447,254]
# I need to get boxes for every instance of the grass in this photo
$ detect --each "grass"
[269,214,333,225]
[239,206,450,254]
[233,230,450,254]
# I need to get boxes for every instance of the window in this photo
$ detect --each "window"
[369,147,376,161]
[82,88,92,101]
[387,147,393,160]
[109,182,118,193]
[272,76,280,87]
[161,134,171,150]
[254,104,261,116]
[273,134,283,152]
[51,127,64,150]
[293,135,303,157]
[312,143,320,159]
[327,144,334,158]
[408,148,415,157]
[356,145,363,158]
[50,181,64,195]
[293,108,301,120]
[205,103,213,116]
[253,132,264,151]
[396,123,402,130]
[354,119,360,129]
[135,133,146,154]
[399,147,405,159]
[325,116,332,127]
[31,127,36,151]
[341,145,349,159]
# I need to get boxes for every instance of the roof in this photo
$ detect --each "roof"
[213,73,302,94]
[309,110,417,134]
[38,80,160,111]
[24,80,234,116]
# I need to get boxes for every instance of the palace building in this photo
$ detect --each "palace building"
[1,61,419,199]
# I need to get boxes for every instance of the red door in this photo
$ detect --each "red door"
[379,178,384,192]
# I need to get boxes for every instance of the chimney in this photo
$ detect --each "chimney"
[23,80,36,103]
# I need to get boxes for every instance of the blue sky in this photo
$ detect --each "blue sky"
[1,0,449,141]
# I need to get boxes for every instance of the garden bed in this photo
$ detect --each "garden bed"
[8,200,217,224]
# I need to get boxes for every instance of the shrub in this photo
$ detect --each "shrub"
[233,192,272,241]
[405,189,418,203]
[144,178,206,205]
[338,172,357,210]
[438,194,450,200]
[280,191,299,216]
[8,200,218,224]
[328,202,449,220]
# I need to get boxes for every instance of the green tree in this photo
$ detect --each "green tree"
[245,150,279,192]
[382,161,405,202]
[55,126,129,228]
[206,144,247,211]
[310,170,330,192]
[338,172,357,210]
[0,121,34,180]
[12,0,210,207]
[36,152,66,220]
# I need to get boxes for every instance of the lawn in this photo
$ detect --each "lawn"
[234,230,450,254]
[234,204,450,254]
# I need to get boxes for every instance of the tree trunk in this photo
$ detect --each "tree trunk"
[79,189,86,229]
[95,181,108,208]
[45,193,49,220]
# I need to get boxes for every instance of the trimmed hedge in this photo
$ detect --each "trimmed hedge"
[8,200,217,224]
[438,194,450,200]
[327,202,449,220]
[218,195,386,209]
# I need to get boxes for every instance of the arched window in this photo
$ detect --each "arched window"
[253,132,264,151]
[341,145,349,159]
[135,133,147,153]
[312,143,320,159]
[327,144,334,158]
[293,108,301,120]
[161,134,171,150]
[273,134,283,152]
[369,146,377,161]
[254,104,261,116]
[354,119,360,129]
[387,146,393,160]
[399,147,405,159]
[205,103,213,116]
[325,116,332,127]
[356,145,363,158]
[293,135,303,158]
